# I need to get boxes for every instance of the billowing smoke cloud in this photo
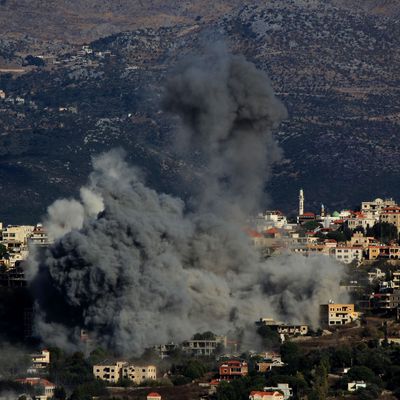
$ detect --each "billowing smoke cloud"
[163,44,287,216]
[27,47,347,355]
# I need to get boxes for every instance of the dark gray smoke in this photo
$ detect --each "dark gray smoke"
[163,44,287,216]
[27,48,347,355]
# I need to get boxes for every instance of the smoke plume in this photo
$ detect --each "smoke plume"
[163,44,287,216]
[27,48,346,355]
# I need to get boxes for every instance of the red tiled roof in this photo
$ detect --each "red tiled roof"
[147,393,161,397]
[265,227,279,235]
[244,228,263,238]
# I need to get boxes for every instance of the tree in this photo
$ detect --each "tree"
[302,221,321,231]
[256,325,280,349]
[281,342,302,374]
[183,360,207,380]
[367,222,398,244]
[53,386,66,400]
[347,366,375,383]
[0,244,7,258]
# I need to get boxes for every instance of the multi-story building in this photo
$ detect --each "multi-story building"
[255,211,288,231]
[380,206,400,233]
[28,349,50,373]
[320,303,359,327]
[93,361,128,383]
[334,246,363,264]
[361,198,396,218]
[370,289,400,311]
[219,360,248,381]
[348,233,377,249]
[393,271,400,289]
[347,214,376,231]
[122,365,157,384]
[93,361,157,385]
[1,225,34,245]
[153,342,179,359]
[182,335,227,356]
[29,224,51,246]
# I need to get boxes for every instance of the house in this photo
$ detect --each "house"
[249,391,284,400]
[320,303,359,327]
[147,392,161,400]
[16,378,55,399]
[0,90,5,99]
[347,381,367,392]
[219,360,248,381]
[264,384,293,400]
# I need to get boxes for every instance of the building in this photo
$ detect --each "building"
[393,271,400,288]
[219,360,248,381]
[370,289,400,311]
[334,246,363,264]
[147,393,162,400]
[320,303,359,327]
[154,342,179,359]
[1,225,34,245]
[29,224,51,246]
[182,335,227,356]
[361,198,396,218]
[380,206,400,233]
[0,90,5,99]
[28,349,50,373]
[16,378,55,399]
[347,213,376,231]
[264,384,293,400]
[367,268,386,283]
[347,381,367,392]
[348,232,377,249]
[93,361,156,385]
[255,211,288,231]
[249,391,284,400]
[122,365,157,385]
[93,361,128,383]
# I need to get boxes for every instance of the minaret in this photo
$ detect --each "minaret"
[299,189,304,216]
[321,204,325,218]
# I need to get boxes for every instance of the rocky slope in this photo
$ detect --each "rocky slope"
[0,0,400,223]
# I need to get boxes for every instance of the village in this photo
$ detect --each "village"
[1,193,400,399]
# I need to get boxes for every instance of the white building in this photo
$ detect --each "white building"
[347,381,367,392]
[255,211,288,231]
[334,247,363,264]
